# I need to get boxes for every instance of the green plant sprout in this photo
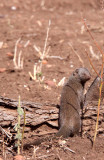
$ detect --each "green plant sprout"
[15,96,26,154]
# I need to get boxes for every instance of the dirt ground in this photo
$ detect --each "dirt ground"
[0,0,104,159]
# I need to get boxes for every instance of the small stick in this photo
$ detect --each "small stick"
[82,18,104,147]
[13,38,21,68]
[3,132,5,158]
[32,146,39,159]
[47,55,65,60]
[24,40,30,48]
[93,61,104,147]
[68,42,84,67]
[63,146,75,154]
[18,50,22,68]
[21,108,26,153]
[0,126,12,139]
[17,96,21,155]
[82,18,104,59]
[42,20,51,60]
[89,46,100,60]
[13,38,24,69]
[85,50,99,77]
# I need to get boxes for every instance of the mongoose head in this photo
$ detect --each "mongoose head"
[72,68,91,85]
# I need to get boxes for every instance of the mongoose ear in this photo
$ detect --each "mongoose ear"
[73,69,79,76]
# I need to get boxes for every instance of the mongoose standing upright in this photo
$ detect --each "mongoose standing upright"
[56,68,91,138]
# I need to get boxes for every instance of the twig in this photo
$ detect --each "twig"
[13,38,24,70]
[17,96,21,155]
[82,18,104,59]
[24,40,30,48]
[42,19,51,60]
[68,42,84,67]
[3,132,5,158]
[47,55,65,60]
[32,146,39,159]
[21,108,26,153]
[33,20,51,60]
[0,126,12,139]
[63,146,75,154]
[57,77,66,87]
[29,63,44,82]
[29,64,37,81]
[85,50,99,77]
[82,17,104,147]
[93,61,104,147]
[13,38,21,68]
[31,20,51,82]
[89,46,100,60]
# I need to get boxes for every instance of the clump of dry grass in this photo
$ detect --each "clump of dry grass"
[13,38,24,70]
[29,20,51,82]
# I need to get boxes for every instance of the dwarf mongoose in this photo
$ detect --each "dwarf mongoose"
[56,68,91,138]
[85,70,104,105]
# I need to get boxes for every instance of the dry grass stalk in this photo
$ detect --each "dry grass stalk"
[82,18,104,58]
[33,20,51,60]
[0,126,12,140]
[24,40,30,48]
[89,46,100,60]
[47,55,64,60]
[85,50,99,77]
[30,20,51,82]
[68,42,84,67]
[21,108,26,153]
[32,146,39,159]
[29,62,44,82]
[13,38,24,70]
[57,77,66,87]
[93,55,104,147]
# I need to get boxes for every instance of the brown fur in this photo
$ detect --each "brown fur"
[56,68,91,138]
[85,70,104,105]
